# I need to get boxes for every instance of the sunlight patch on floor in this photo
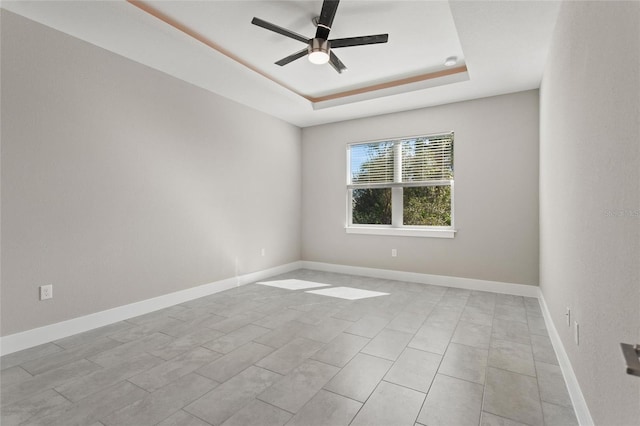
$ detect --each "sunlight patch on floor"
[305,286,389,300]
[256,279,330,290]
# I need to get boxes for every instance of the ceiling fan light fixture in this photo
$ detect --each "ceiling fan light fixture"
[444,56,458,67]
[308,38,330,64]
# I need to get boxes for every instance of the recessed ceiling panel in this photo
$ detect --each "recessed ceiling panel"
[133,0,467,101]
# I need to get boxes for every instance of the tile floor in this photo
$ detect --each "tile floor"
[0,269,579,426]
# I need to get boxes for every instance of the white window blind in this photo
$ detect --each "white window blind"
[348,133,453,188]
[401,134,453,184]
[349,141,394,185]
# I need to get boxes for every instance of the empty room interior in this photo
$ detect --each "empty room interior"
[1,1,639,425]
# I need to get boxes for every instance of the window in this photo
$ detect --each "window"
[346,132,455,238]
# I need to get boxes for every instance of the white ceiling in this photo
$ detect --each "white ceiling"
[148,1,467,97]
[2,0,561,127]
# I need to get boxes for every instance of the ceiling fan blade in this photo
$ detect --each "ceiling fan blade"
[315,0,340,40]
[275,48,309,66]
[251,17,309,44]
[329,34,389,49]
[329,51,347,74]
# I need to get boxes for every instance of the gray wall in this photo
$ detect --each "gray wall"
[302,90,540,286]
[0,11,302,336]
[539,1,640,424]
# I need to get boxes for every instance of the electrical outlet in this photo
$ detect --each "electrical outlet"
[261,248,266,257]
[40,285,53,300]
[565,307,571,327]
[574,321,579,345]
[391,249,397,257]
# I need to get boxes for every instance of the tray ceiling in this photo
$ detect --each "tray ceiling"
[1,1,561,127]
[130,1,467,100]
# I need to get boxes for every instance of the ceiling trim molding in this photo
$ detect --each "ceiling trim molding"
[126,0,307,99]
[307,65,468,103]
[128,0,466,108]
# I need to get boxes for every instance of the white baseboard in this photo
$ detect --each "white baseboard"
[538,291,594,426]
[0,261,302,356]
[301,261,540,297]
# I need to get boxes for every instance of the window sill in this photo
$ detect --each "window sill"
[345,226,456,238]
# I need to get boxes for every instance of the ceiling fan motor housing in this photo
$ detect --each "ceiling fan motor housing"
[308,38,330,64]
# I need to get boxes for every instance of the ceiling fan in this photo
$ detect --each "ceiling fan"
[251,0,389,73]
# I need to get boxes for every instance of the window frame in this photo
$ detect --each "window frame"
[345,132,456,238]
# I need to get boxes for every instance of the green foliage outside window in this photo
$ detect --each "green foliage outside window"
[403,186,451,226]
[352,188,392,224]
